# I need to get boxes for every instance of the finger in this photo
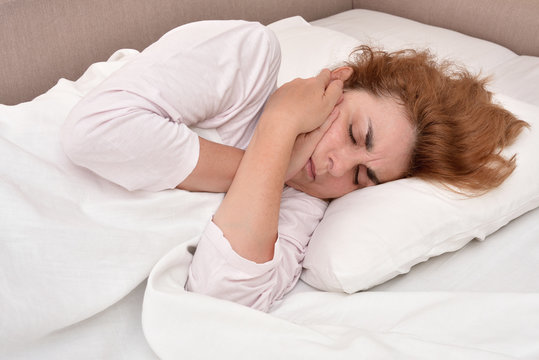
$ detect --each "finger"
[316,107,339,134]
[324,79,344,106]
[336,93,344,106]
[305,107,339,143]
[316,69,332,86]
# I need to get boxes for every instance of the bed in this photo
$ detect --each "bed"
[1,0,538,359]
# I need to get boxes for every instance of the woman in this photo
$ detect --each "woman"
[62,21,527,311]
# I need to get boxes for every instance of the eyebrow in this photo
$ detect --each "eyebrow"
[364,119,380,184]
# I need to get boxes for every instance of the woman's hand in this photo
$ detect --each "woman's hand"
[285,106,340,181]
[213,69,343,263]
[261,69,344,136]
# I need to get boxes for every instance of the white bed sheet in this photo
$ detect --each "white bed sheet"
[2,10,538,360]
[4,282,158,360]
[6,206,538,360]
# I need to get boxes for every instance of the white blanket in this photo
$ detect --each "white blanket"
[142,236,539,359]
[0,50,223,349]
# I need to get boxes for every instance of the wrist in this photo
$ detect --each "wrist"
[256,112,301,143]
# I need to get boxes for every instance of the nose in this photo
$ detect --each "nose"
[327,148,360,178]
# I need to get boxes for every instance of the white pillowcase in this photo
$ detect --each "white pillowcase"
[312,9,539,107]
[268,17,360,86]
[269,17,539,293]
[311,9,517,80]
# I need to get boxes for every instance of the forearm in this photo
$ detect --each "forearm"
[176,137,244,193]
[211,70,343,264]
[213,118,296,263]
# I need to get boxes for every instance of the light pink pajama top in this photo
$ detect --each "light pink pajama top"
[62,20,328,312]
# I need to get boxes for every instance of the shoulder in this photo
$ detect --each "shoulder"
[147,20,280,72]
[160,20,279,51]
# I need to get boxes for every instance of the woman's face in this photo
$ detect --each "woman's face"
[286,88,415,199]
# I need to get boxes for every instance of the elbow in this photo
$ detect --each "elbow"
[60,108,165,192]
[61,108,118,184]
[61,101,120,173]
[61,110,94,168]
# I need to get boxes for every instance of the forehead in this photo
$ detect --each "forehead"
[359,90,406,118]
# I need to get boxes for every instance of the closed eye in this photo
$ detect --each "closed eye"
[348,124,357,144]
[366,167,380,185]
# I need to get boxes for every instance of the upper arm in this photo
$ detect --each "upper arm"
[61,21,281,192]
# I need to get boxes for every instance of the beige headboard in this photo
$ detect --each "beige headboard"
[2,0,538,105]
[0,0,351,105]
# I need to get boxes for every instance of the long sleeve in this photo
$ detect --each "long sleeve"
[186,187,328,312]
[61,20,280,191]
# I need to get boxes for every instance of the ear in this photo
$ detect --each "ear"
[331,66,353,82]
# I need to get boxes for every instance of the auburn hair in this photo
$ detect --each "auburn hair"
[343,45,529,194]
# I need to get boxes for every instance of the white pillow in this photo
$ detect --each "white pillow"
[268,17,539,293]
[300,96,539,293]
[312,9,539,107]
[311,9,517,77]
[268,16,360,86]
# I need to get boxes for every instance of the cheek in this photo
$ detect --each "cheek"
[326,120,345,144]
[313,122,344,157]
[319,176,358,198]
